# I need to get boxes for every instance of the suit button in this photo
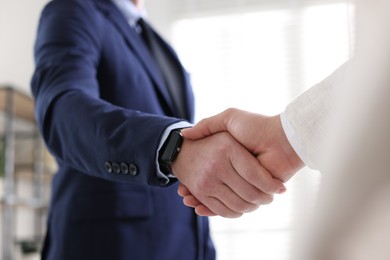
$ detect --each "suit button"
[120,163,129,174]
[129,164,138,176]
[112,162,121,174]
[104,162,113,173]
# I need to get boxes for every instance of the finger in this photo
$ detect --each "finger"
[194,205,218,217]
[229,145,286,195]
[222,167,273,207]
[178,177,244,217]
[182,111,231,140]
[178,184,191,197]
[180,193,217,217]
[201,195,243,218]
[183,195,202,208]
[220,151,275,206]
[206,182,259,215]
[190,178,248,217]
[182,195,218,217]
[181,119,221,140]
[182,154,260,215]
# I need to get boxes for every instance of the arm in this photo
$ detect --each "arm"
[31,0,178,186]
[32,0,285,215]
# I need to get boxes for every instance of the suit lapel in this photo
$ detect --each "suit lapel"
[94,0,177,116]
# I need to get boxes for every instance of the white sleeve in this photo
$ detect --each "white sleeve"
[282,62,349,170]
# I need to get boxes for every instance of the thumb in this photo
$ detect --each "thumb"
[182,112,230,140]
[181,126,209,140]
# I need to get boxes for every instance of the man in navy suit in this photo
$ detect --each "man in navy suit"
[31,0,285,259]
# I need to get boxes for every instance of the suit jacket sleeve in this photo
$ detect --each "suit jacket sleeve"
[31,0,182,186]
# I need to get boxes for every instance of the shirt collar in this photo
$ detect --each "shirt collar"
[111,0,147,28]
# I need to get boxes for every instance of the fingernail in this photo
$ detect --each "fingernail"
[180,128,190,136]
[278,187,287,194]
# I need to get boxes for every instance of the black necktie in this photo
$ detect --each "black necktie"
[137,18,186,119]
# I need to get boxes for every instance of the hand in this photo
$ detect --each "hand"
[178,108,304,216]
[172,132,286,218]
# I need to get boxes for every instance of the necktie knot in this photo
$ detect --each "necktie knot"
[137,18,152,48]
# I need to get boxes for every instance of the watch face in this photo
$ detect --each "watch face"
[160,130,183,163]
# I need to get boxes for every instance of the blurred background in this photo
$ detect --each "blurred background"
[0,0,354,259]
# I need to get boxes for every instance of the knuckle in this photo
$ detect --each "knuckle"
[236,202,255,214]
[217,133,235,151]
[243,169,260,184]
[225,107,238,116]
[262,182,279,195]
[244,204,260,213]
[198,118,208,125]
[227,212,243,218]
[204,149,230,174]
[196,174,222,196]
[246,192,263,205]
[262,194,274,205]
[195,178,213,194]
[233,203,247,214]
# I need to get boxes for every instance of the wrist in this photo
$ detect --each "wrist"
[171,137,187,177]
[274,115,304,171]
[158,128,184,175]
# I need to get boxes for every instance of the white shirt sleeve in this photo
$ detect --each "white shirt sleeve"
[282,62,349,170]
[280,111,311,167]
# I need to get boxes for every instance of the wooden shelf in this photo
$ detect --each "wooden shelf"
[0,86,35,123]
[0,196,48,210]
[1,86,53,260]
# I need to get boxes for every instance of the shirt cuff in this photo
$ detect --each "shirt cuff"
[280,111,310,166]
[155,121,193,186]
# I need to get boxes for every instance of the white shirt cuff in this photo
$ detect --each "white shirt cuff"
[155,121,193,185]
[280,111,310,167]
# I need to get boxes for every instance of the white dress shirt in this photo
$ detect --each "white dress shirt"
[111,0,146,27]
[285,1,390,258]
[280,61,349,170]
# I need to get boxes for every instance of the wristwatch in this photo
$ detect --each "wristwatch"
[158,128,184,174]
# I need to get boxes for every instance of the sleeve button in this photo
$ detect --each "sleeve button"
[120,163,129,174]
[104,162,113,173]
[112,162,121,174]
[129,164,138,176]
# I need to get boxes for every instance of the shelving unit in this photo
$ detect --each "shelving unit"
[0,86,54,260]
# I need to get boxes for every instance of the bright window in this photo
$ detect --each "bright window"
[172,2,354,260]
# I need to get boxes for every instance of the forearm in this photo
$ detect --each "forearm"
[37,89,180,185]
[283,62,350,170]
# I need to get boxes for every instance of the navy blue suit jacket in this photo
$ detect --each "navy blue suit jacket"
[31,0,215,259]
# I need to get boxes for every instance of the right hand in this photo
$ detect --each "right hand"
[182,108,304,182]
[172,131,286,218]
[178,108,304,217]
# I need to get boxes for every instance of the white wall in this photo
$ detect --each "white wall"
[0,0,346,94]
[0,0,50,94]
[0,0,177,94]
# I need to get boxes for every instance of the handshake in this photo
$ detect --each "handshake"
[172,108,304,218]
